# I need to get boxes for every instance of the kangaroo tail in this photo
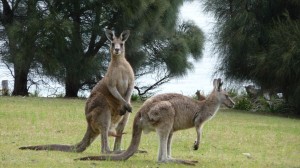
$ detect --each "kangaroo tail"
[76,112,143,161]
[19,144,76,152]
[19,125,98,153]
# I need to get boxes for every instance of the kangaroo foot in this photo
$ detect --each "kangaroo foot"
[108,132,127,137]
[193,141,199,150]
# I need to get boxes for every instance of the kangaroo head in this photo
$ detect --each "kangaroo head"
[213,78,235,108]
[105,29,130,56]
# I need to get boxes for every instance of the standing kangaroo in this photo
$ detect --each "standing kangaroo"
[77,78,235,165]
[20,29,134,154]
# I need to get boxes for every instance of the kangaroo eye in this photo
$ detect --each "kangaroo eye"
[111,43,115,48]
[120,43,123,47]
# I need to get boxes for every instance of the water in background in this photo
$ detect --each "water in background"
[0,1,217,97]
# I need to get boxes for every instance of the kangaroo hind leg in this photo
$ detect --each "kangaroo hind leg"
[113,112,130,151]
[153,101,198,165]
[92,108,112,154]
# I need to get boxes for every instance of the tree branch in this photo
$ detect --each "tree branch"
[85,12,118,57]
[3,61,14,78]
[134,74,171,98]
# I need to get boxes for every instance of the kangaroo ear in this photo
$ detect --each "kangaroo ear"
[105,29,114,41]
[213,79,218,90]
[121,30,130,42]
[217,78,223,92]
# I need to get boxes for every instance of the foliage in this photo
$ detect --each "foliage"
[227,88,238,98]
[0,0,205,97]
[0,97,299,167]
[231,90,296,115]
[0,0,45,96]
[130,93,140,102]
[228,89,253,111]
[234,96,253,111]
[202,0,300,113]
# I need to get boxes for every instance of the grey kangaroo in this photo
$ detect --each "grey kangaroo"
[77,78,235,165]
[20,29,134,154]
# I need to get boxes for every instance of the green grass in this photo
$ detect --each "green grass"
[0,97,299,168]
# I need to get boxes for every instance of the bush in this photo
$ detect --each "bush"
[234,97,253,111]
[227,88,238,98]
[131,93,140,101]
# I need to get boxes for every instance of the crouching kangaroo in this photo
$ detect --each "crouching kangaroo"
[20,29,134,154]
[76,78,235,165]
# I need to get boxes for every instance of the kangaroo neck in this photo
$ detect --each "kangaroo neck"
[201,92,221,119]
[111,54,126,63]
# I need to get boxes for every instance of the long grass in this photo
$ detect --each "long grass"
[0,97,299,168]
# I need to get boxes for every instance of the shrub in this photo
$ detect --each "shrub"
[131,93,140,101]
[227,88,238,98]
[234,97,253,111]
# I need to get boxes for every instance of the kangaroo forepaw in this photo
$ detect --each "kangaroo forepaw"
[119,108,127,115]
[125,104,132,112]
[119,104,132,115]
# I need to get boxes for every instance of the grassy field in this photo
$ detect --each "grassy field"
[0,96,299,168]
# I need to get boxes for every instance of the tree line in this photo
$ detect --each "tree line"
[202,0,300,114]
[0,0,204,97]
[1,0,299,114]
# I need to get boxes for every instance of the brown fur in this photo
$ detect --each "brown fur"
[76,78,235,165]
[19,29,134,153]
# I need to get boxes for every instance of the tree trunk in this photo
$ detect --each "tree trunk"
[12,67,29,96]
[63,2,82,98]
[65,71,80,97]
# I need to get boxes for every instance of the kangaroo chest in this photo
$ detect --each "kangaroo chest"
[108,61,133,96]
[116,74,129,95]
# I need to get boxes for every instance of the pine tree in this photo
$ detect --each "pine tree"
[0,0,44,96]
[202,0,300,113]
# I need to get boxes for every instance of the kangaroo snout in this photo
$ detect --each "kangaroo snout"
[226,100,235,108]
[114,48,120,54]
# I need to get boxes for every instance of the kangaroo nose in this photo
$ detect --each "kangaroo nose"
[115,48,120,53]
